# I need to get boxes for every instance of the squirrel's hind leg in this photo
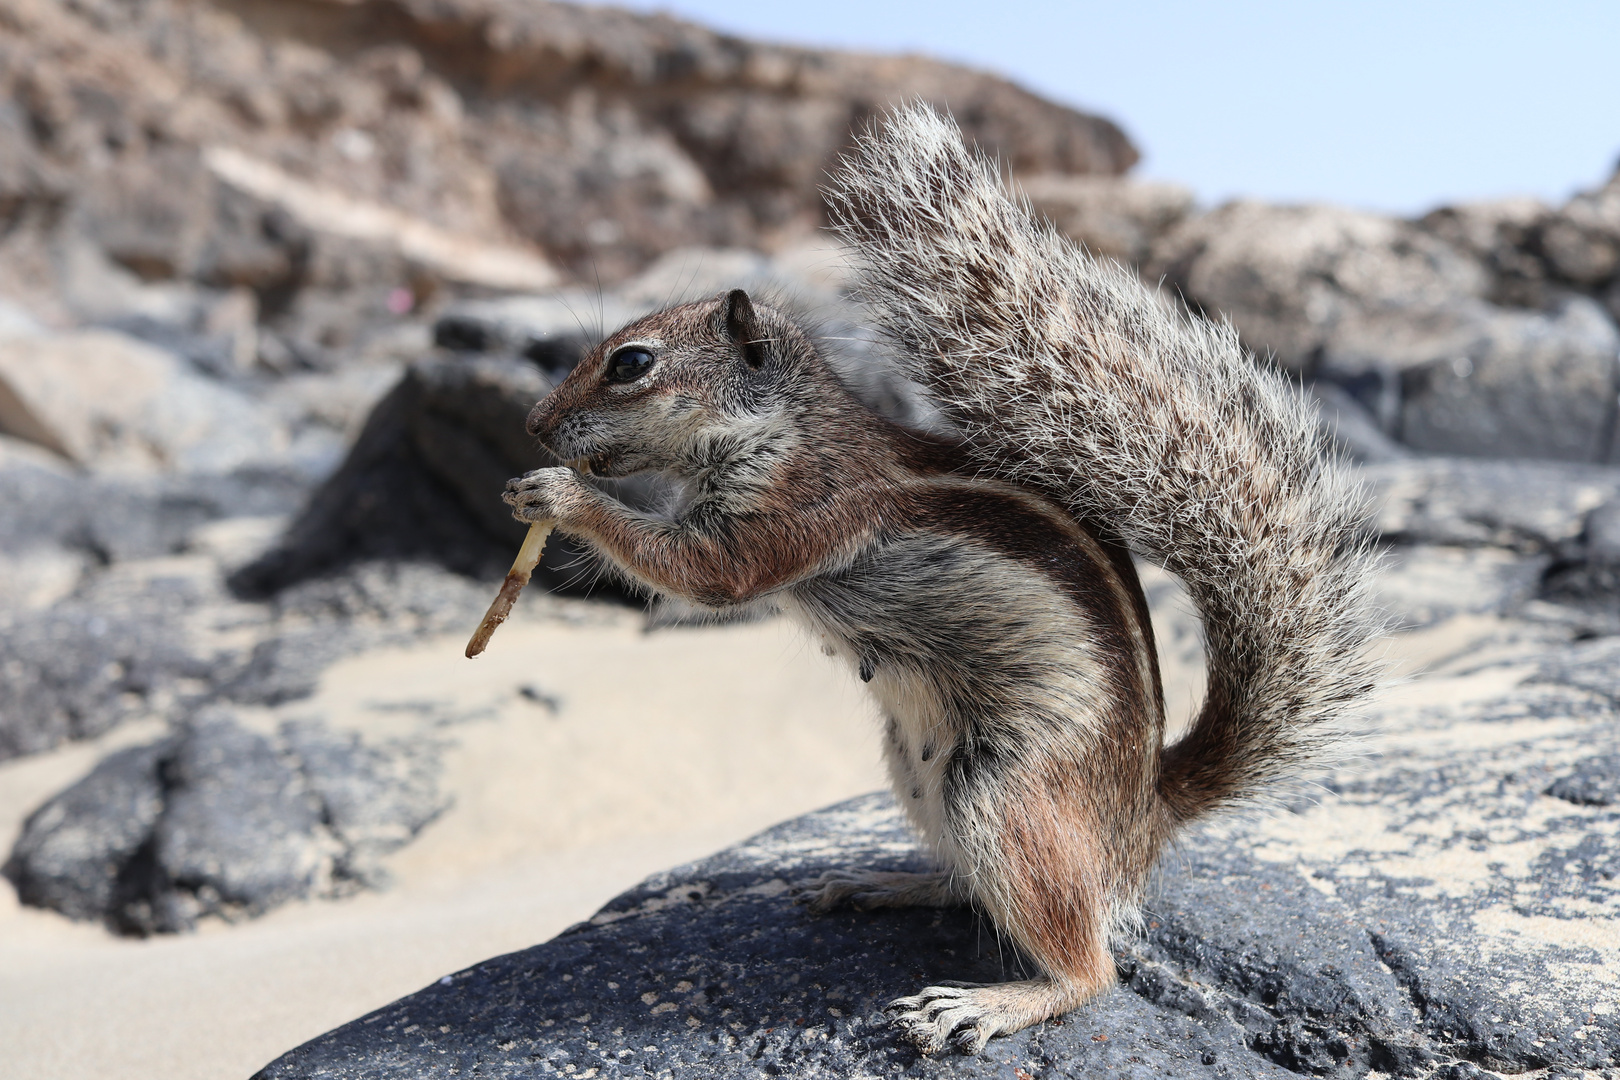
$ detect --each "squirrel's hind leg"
[893,751,1129,1053]
[797,869,965,913]
[888,976,1099,1055]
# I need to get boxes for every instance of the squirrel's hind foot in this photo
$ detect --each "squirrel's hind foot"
[887,977,1093,1055]
[795,869,963,913]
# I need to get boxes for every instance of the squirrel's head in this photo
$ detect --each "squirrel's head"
[526,289,820,478]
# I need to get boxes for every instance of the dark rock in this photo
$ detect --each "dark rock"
[252,751,1620,1080]
[268,559,497,635]
[81,469,312,563]
[0,444,77,536]
[1363,456,1620,621]
[254,796,1306,1080]
[1543,498,1620,604]
[220,626,358,708]
[1131,847,1423,1075]
[3,712,448,933]
[0,475,506,763]
[1390,296,1620,463]
[0,455,309,564]
[1284,294,1618,465]
[219,560,508,706]
[231,353,655,597]
[153,715,330,929]
[1587,500,1620,560]
[252,641,1620,1080]
[0,589,214,761]
[282,720,448,885]
[2,738,173,921]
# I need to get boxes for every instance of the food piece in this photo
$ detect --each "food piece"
[464,521,553,658]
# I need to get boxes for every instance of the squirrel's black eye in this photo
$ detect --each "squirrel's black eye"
[605,347,656,383]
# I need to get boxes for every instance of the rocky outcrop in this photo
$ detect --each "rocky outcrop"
[0,328,287,472]
[1022,175,1196,268]
[1132,168,1620,465]
[3,711,446,933]
[165,428,1603,1073]
[240,449,1620,1077]
[0,0,1133,366]
[1365,457,1620,554]
[0,466,502,761]
[251,662,1620,1079]
[230,353,566,594]
[3,17,1620,1062]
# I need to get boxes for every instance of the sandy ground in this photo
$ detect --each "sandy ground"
[0,610,889,1080]
[0,568,1500,1080]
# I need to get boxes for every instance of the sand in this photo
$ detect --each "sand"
[0,575,1494,1080]
[0,610,888,1080]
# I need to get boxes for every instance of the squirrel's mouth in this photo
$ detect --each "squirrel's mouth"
[568,454,636,477]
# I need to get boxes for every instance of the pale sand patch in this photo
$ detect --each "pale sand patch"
[0,613,887,1080]
[0,593,1572,1079]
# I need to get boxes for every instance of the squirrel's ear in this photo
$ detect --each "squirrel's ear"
[723,289,767,368]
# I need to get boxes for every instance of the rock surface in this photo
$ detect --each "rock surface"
[0,0,1132,352]
[241,448,1620,1078]
[252,658,1620,1080]
[1364,457,1620,555]
[0,512,499,761]
[2,10,1620,1066]
[1137,170,1620,465]
[0,329,286,472]
[4,711,446,933]
[1020,175,1196,268]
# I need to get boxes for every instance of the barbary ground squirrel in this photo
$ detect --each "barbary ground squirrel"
[503,104,1383,1054]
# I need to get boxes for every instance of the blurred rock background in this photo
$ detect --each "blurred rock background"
[0,3,1618,1077]
[0,0,1138,769]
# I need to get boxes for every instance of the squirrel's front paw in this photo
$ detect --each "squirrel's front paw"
[503,467,582,524]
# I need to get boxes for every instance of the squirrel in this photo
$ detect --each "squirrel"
[502,104,1382,1054]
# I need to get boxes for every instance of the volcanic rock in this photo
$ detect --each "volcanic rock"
[4,712,447,933]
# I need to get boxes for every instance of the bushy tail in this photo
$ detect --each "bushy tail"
[827,105,1383,822]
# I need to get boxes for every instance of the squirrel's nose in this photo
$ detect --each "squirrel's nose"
[525,400,553,439]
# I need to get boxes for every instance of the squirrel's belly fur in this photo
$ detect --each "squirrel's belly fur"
[503,103,1383,1054]
[777,495,1159,867]
[781,502,1166,986]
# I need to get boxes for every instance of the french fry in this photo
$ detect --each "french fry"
[464,521,554,658]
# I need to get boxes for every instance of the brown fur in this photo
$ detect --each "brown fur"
[504,105,1379,1057]
[506,287,1167,1051]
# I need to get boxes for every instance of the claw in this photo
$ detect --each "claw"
[884,983,1023,1056]
[951,1021,992,1055]
[795,869,870,913]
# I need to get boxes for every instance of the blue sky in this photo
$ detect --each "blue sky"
[622,1,1620,215]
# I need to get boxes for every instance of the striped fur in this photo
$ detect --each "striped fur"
[504,108,1382,1055]
[827,104,1384,820]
